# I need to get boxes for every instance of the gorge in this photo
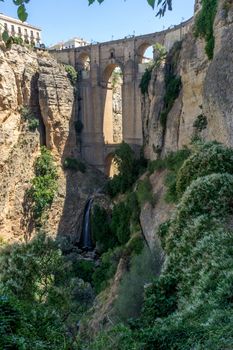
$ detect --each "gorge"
[1,0,233,349]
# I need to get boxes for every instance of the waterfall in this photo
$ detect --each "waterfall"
[80,198,94,251]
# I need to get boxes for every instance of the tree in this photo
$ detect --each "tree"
[1,0,173,22]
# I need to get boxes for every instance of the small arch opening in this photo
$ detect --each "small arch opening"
[105,153,119,178]
[77,52,91,71]
[137,43,154,64]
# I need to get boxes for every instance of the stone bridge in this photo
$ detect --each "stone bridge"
[50,18,193,174]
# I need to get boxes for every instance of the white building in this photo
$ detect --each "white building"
[49,37,89,50]
[0,13,41,44]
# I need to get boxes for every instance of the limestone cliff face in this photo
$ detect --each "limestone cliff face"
[142,0,233,159]
[140,0,233,249]
[0,44,104,242]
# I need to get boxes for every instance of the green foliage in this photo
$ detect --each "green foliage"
[194,0,218,59]
[63,157,86,172]
[114,246,162,322]
[5,35,24,48]
[176,142,233,197]
[87,142,233,349]
[111,202,131,245]
[91,205,117,252]
[140,63,154,95]
[125,234,144,256]
[140,44,167,95]
[0,233,93,349]
[136,177,154,207]
[28,146,58,225]
[64,64,78,86]
[106,142,147,197]
[92,246,123,294]
[72,259,95,284]
[20,105,39,131]
[159,41,182,129]
[193,114,208,131]
[160,73,181,128]
[148,148,191,203]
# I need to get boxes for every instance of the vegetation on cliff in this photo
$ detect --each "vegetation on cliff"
[84,141,233,349]
[27,146,58,227]
[194,0,218,59]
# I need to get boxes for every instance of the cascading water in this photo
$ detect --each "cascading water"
[80,198,94,251]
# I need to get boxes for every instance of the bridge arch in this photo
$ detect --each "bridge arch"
[102,63,123,145]
[137,42,154,64]
[77,51,91,72]
[104,152,118,177]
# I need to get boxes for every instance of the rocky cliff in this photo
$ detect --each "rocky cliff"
[0,44,104,242]
[142,0,233,160]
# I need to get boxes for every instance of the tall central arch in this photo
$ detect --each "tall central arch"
[102,63,123,145]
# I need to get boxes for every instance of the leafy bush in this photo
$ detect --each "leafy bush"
[28,146,58,225]
[194,0,218,59]
[105,142,146,197]
[176,142,233,197]
[140,44,167,95]
[136,177,154,207]
[160,74,181,128]
[147,148,191,203]
[64,64,78,86]
[110,202,131,245]
[193,114,208,131]
[63,157,86,173]
[0,233,92,349]
[91,205,117,252]
[72,259,95,284]
[139,64,154,95]
[20,105,39,132]
[92,247,123,294]
[114,246,162,322]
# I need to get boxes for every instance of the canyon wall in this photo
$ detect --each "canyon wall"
[142,0,233,160]
[0,44,104,242]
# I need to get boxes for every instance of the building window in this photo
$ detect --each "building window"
[37,32,40,38]
[18,27,21,34]
[4,23,8,30]
[31,30,34,37]
[24,28,28,35]
[11,24,15,33]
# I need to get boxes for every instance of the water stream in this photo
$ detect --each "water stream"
[80,198,94,251]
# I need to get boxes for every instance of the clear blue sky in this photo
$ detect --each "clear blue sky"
[1,0,195,46]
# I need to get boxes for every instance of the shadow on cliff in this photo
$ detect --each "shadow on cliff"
[55,83,106,245]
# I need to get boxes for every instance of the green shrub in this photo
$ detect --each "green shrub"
[92,247,123,294]
[193,114,208,131]
[28,147,58,225]
[125,234,144,256]
[139,65,154,95]
[114,246,161,322]
[110,202,131,245]
[136,177,154,207]
[160,74,181,128]
[20,105,39,132]
[63,157,86,173]
[105,142,145,197]
[64,64,78,86]
[72,259,95,284]
[91,205,117,252]
[0,233,92,349]
[194,0,218,59]
[28,118,39,131]
[148,158,167,174]
[176,142,233,197]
